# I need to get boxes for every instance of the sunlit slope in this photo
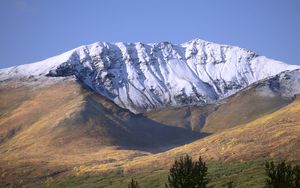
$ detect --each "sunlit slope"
[0,81,203,149]
[1,74,299,186]
[0,80,201,186]
[122,96,300,173]
[51,95,300,175]
[146,84,291,133]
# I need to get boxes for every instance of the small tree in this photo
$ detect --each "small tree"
[128,178,140,188]
[225,181,234,188]
[264,161,300,188]
[166,154,209,188]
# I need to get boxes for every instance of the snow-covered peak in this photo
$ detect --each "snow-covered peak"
[1,39,299,113]
[184,38,211,45]
[248,68,300,98]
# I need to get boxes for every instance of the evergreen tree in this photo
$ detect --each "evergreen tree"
[225,181,234,188]
[128,178,140,188]
[292,165,300,188]
[166,154,209,188]
[264,161,300,188]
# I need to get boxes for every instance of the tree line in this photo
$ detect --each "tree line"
[128,154,300,188]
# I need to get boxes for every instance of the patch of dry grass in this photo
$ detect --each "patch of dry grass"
[121,96,300,173]
[146,86,291,134]
[0,81,198,186]
[0,80,299,187]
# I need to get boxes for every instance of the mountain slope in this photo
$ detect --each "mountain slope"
[115,94,300,175]
[146,69,300,133]
[1,39,298,113]
[145,88,291,133]
[1,69,300,187]
[0,80,204,187]
[0,80,201,150]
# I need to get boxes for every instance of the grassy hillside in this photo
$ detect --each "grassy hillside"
[36,158,269,188]
[122,95,300,174]
[146,85,291,133]
[0,80,299,187]
[0,81,201,187]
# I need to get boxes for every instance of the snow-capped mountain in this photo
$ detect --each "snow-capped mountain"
[249,68,300,98]
[1,39,299,113]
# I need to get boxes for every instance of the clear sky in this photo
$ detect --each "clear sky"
[0,0,300,68]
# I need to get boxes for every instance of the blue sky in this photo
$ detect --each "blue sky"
[0,0,300,68]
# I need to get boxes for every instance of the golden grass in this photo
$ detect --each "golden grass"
[0,81,299,187]
[146,86,291,133]
[121,96,300,173]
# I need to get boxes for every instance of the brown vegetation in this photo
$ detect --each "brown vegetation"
[0,80,299,187]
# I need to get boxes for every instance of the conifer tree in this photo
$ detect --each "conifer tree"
[166,154,209,188]
[128,178,140,188]
[264,161,300,188]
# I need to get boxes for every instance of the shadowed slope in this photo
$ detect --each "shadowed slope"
[121,95,300,174]
[49,89,203,150]
[145,82,291,133]
[1,69,299,187]
[0,80,203,151]
[0,80,203,187]
[32,93,300,180]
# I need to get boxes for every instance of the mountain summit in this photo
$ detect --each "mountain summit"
[1,39,299,113]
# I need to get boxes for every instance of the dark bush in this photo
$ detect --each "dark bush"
[264,161,300,188]
[166,154,209,188]
[128,178,139,188]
